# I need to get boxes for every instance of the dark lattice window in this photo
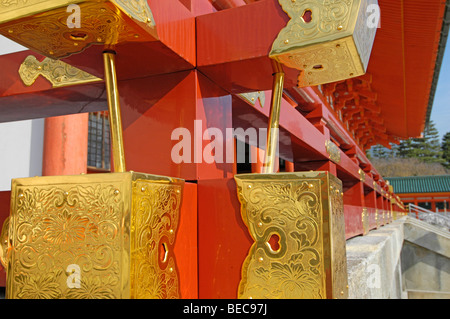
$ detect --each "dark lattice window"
[236,139,252,174]
[88,112,111,170]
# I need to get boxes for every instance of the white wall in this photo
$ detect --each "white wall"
[0,36,43,191]
[0,35,26,55]
[0,119,44,191]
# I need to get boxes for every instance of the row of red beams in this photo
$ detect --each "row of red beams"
[0,0,409,204]
[1,0,445,129]
[0,0,410,298]
[319,74,399,151]
[0,0,419,200]
[197,0,448,140]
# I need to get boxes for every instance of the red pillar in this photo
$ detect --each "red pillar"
[285,160,294,172]
[42,113,89,176]
[251,145,279,173]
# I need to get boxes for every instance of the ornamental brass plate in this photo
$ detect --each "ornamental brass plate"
[3,172,183,299]
[0,0,158,59]
[19,55,102,88]
[362,207,369,235]
[234,172,348,299]
[270,0,378,87]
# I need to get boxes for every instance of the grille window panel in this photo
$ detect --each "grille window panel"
[88,112,111,170]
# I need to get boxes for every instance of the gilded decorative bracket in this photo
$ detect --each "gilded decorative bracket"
[375,209,379,228]
[269,0,378,87]
[19,55,102,88]
[238,91,266,108]
[234,172,348,299]
[325,140,341,164]
[358,169,366,182]
[0,217,9,269]
[0,0,158,59]
[362,208,369,235]
[3,172,184,299]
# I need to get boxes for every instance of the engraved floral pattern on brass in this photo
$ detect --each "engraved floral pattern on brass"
[130,179,181,299]
[270,0,378,87]
[234,172,348,299]
[0,217,9,269]
[0,0,158,59]
[3,172,183,299]
[19,55,101,88]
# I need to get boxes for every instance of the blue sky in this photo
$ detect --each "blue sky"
[431,36,450,142]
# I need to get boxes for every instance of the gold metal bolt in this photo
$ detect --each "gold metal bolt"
[258,257,264,262]
[8,29,13,34]
[257,222,263,228]
[337,25,343,31]
[284,39,289,44]
[114,189,120,195]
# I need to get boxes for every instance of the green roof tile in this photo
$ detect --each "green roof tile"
[386,175,450,194]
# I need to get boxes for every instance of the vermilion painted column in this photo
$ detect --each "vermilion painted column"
[42,113,89,176]
[251,145,279,173]
[285,160,294,172]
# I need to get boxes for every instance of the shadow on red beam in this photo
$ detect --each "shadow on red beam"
[0,51,102,122]
[197,0,300,94]
[298,87,387,184]
[0,79,107,124]
[304,90,355,151]
[233,90,367,184]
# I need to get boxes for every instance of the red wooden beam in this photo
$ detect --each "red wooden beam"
[196,0,300,93]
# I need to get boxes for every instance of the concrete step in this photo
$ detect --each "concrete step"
[407,289,450,299]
